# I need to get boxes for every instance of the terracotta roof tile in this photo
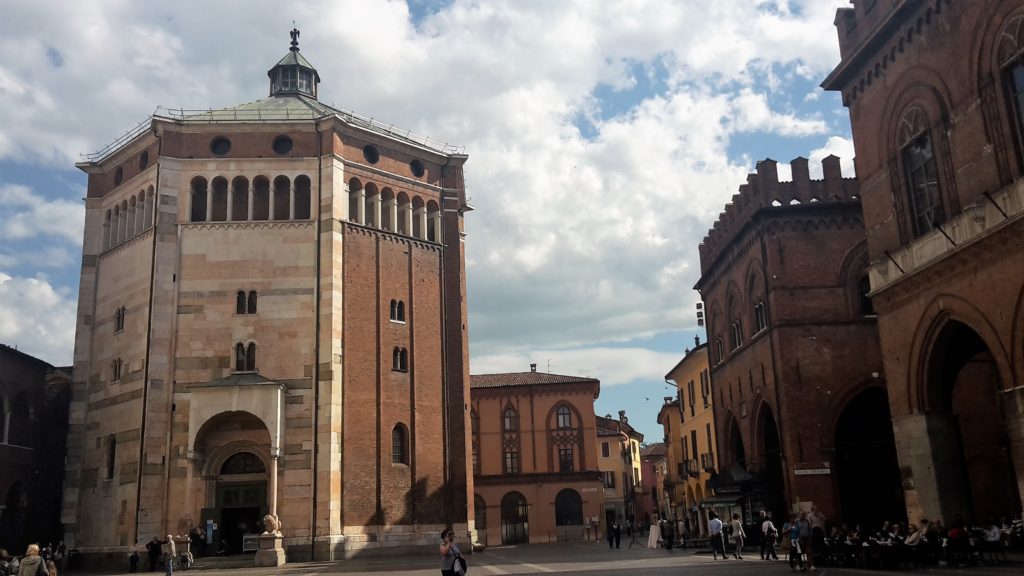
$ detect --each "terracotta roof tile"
[470,371,599,389]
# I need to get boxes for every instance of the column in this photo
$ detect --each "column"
[356,188,366,225]
[384,198,397,232]
[102,222,110,250]
[269,451,279,517]
[430,213,442,242]
[227,187,233,221]
[289,185,295,221]
[402,206,413,236]
[372,193,382,229]
[248,184,254,221]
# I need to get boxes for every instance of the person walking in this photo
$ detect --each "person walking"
[731,513,746,559]
[161,536,175,576]
[613,520,622,549]
[807,506,825,570]
[708,512,727,560]
[438,529,463,576]
[17,544,48,576]
[797,511,813,571]
[761,513,779,560]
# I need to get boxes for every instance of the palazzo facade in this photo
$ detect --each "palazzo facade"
[63,31,473,565]
[824,0,1024,523]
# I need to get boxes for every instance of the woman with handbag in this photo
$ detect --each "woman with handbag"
[439,529,466,576]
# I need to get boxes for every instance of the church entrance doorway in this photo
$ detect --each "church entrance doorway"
[213,453,267,554]
[757,406,786,524]
[500,491,529,545]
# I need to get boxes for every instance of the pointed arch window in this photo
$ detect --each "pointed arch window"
[111,358,124,381]
[236,291,257,314]
[503,407,519,432]
[556,405,571,429]
[902,131,945,237]
[114,306,126,333]
[754,301,767,333]
[391,424,408,465]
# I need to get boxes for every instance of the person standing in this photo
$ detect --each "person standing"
[128,541,140,573]
[161,536,175,576]
[708,512,726,560]
[731,514,746,559]
[146,537,161,572]
[807,507,825,571]
[0,548,11,576]
[17,544,48,576]
[438,529,462,576]
[761,513,779,560]
[613,520,621,549]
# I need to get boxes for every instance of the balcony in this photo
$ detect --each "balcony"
[700,452,715,471]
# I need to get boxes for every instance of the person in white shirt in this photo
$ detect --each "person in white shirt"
[708,512,726,560]
[731,514,747,559]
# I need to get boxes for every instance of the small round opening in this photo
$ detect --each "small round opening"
[272,135,294,155]
[139,151,149,171]
[210,137,232,156]
[410,159,425,178]
[363,145,380,164]
[114,167,124,185]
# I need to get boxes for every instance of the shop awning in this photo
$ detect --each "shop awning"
[698,494,743,508]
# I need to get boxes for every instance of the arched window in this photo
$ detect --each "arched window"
[273,176,290,220]
[391,424,408,464]
[503,446,520,474]
[127,197,137,238]
[106,435,116,480]
[210,175,229,219]
[294,175,311,220]
[412,196,425,239]
[236,291,246,315]
[103,209,113,250]
[503,407,519,432]
[135,191,146,233]
[233,343,257,372]
[247,291,258,314]
[381,188,395,231]
[754,301,767,333]
[427,200,441,242]
[119,201,128,243]
[190,176,208,222]
[364,183,380,228]
[715,337,725,364]
[397,193,411,235]
[554,488,583,526]
[556,405,571,429]
[897,107,945,237]
[145,187,154,228]
[114,308,123,333]
[220,452,266,475]
[348,178,363,224]
[112,358,123,381]
[392,348,408,372]
[252,176,271,220]
[397,301,405,322]
[231,176,249,221]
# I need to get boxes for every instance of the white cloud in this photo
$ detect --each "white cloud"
[0,272,76,365]
[0,184,85,245]
[0,0,854,368]
[472,346,683,389]
[808,135,857,178]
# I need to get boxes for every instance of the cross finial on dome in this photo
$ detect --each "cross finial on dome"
[290,26,300,51]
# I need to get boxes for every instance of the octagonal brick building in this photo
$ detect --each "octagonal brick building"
[62,31,474,564]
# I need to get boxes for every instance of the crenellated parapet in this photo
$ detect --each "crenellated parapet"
[698,155,859,273]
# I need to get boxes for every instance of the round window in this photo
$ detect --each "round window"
[410,159,425,178]
[273,135,293,155]
[210,137,232,156]
[363,145,380,164]
[114,167,124,185]
[139,151,149,171]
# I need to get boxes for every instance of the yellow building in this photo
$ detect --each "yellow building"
[664,341,715,537]
[656,399,684,521]
[595,411,643,532]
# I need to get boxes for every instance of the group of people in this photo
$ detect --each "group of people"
[0,544,60,576]
[706,512,752,561]
[129,535,180,575]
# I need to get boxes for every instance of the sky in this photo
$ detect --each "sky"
[0,0,856,441]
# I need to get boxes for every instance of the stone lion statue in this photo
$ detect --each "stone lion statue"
[263,513,282,535]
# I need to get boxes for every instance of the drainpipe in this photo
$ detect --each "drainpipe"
[310,119,324,560]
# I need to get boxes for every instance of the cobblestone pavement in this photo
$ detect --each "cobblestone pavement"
[80,542,1024,576]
